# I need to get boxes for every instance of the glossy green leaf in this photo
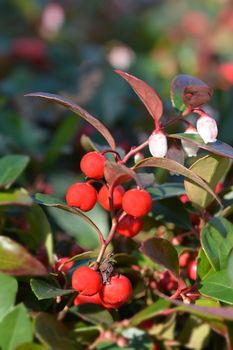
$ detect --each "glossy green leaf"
[0,188,32,206]
[30,279,74,300]
[170,75,211,114]
[34,193,106,248]
[71,304,114,327]
[177,316,210,350]
[130,298,170,326]
[26,92,116,150]
[0,236,48,276]
[197,249,212,280]
[199,269,233,305]
[184,154,230,209]
[148,182,185,200]
[0,304,33,350]
[134,157,221,207]
[35,312,79,350]
[0,273,18,321]
[201,217,233,271]
[0,155,30,189]
[170,133,233,160]
[140,237,179,276]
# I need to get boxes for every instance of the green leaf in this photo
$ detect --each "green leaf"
[130,298,170,326]
[72,304,114,327]
[25,204,54,263]
[30,279,74,300]
[148,182,185,201]
[184,154,230,209]
[26,92,116,150]
[170,133,233,160]
[201,217,233,271]
[140,237,179,277]
[177,316,210,350]
[0,188,32,206]
[134,157,221,207]
[44,114,80,169]
[0,304,33,350]
[197,249,212,280]
[48,204,109,250]
[34,193,107,249]
[199,269,233,305]
[170,75,211,114]
[15,344,46,350]
[0,155,30,189]
[0,236,48,276]
[0,273,18,321]
[35,312,79,350]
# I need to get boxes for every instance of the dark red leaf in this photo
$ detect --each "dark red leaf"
[115,70,163,125]
[104,161,136,188]
[183,85,213,108]
[25,92,116,150]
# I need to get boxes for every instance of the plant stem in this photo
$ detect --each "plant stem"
[120,140,149,165]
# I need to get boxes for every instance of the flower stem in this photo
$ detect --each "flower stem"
[120,140,149,165]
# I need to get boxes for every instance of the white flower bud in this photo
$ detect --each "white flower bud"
[148,131,168,158]
[196,115,218,144]
[181,126,199,157]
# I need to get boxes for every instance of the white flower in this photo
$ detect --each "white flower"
[196,115,218,144]
[148,131,168,158]
[181,126,199,157]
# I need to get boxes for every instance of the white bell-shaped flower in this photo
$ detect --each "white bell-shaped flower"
[181,126,199,157]
[196,115,218,144]
[148,131,168,158]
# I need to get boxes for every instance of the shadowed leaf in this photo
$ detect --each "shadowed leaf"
[30,279,74,300]
[0,155,30,189]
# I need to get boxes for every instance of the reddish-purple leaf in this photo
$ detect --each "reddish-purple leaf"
[183,85,213,108]
[0,236,48,276]
[115,70,163,125]
[25,92,116,150]
[140,238,179,277]
[133,157,221,207]
[104,161,136,188]
[170,75,212,114]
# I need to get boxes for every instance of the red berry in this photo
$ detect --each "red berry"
[187,260,197,280]
[116,215,144,237]
[122,189,152,217]
[159,271,177,292]
[55,257,74,275]
[72,266,102,296]
[80,151,105,179]
[100,274,132,307]
[66,182,97,211]
[73,292,102,306]
[98,185,125,211]
[179,252,190,268]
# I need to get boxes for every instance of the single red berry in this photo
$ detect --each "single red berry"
[66,182,97,211]
[122,188,152,217]
[72,266,102,296]
[73,292,102,306]
[98,185,125,211]
[187,260,197,280]
[100,274,132,307]
[179,252,190,268]
[80,151,105,179]
[180,194,189,204]
[116,215,144,237]
[215,182,223,194]
[55,257,74,275]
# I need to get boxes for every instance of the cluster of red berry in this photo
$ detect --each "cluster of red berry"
[72,266,132,309]
[66,151,152,238]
